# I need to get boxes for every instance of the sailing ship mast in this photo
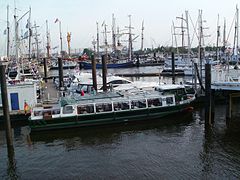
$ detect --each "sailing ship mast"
[13,2,31,76]
[96,22,100,58]
[28,7,31,61]
[103,23,109,55]
[46,20,50,59]
[60,21,63,57]
[181,14,185,51]
[126,15,133,61]
[14,3,19,68]
[7,5,10,60]
[172,21,180,59]
[141,20,144,52]
[237,5,239,61]
[216,14,220,61]
[67,32,71,57]
[55,19,63,57]
[33,21,39,61]
[223,18,226,51]
[232,5,239,61]
[198,9,203,80]
[112,14,116,53]
[185,11,191,62]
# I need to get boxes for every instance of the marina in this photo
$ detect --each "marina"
[1,0,240,179]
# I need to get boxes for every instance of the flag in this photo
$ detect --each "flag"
[29,29,32,36]
[3,29,7,35]
[52,46,59,50]
[54,18,59,23]
[23,31,28,39]
[26,21,29,28]
[101,21,105,26]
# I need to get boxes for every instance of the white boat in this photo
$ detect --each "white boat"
[68,72,159,93]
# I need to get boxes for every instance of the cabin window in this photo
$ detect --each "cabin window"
[96,103,112,113]
[77,104,94,114]
[34,110,43,116]
[109,80,130,84]
[131,100,146,109]
[52,109,60,115]
[113,102,129,111]
[166,97,174,105]
[147,98,162,107]
[63,106,74,114]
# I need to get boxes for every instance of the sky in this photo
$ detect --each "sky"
[0,0,239,56]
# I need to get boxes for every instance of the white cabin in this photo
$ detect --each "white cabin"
[0,83,37,111]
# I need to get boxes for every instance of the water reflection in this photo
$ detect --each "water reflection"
[7,146,18,180]
[200,104,240,179]
[201,126,214,178]
[29,112,193,147]
[1,105,240,179]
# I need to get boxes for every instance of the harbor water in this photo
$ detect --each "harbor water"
[1,68,240,179]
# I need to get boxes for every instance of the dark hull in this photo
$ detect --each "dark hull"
[49,65,76,70]
[81,61,134,69]
[29,103,193,132]
[160,69,185,76]
[0,113,29,123]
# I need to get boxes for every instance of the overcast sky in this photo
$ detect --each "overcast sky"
[0,0,239,55]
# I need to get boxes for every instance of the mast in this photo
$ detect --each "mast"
[67,32,71,57]
[236,5,239,61]
[141,20,144,52]
[172,21,179,59]
[181,14,185,51]
[216,14,220,61]
[198,9,203,80]
[92,37,96,53]
[7,5,10,60]
[185,11,191,62]
[46,20,50,59]
[103,23,108,55]
[96,22,100,58]
[14,2,19,66]
[223,18,226,51]
[112,14,116,53]
[28,7,31,61]
[116,26,121,59]
[59,21,63,57]
[127,15,133,61]
[33,21,39,61]
[232,6,238,60]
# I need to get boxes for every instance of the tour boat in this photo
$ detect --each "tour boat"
[28,84,195,131]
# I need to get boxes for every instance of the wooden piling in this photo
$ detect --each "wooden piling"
[153,52,156,60]
[211,89,215,123]
[226,93,232,123]
[0,64,13,148]
[102,54,107,92]
[91,54,97,92]
[205,63,213,126]
[136,54,140,67]
[171,52,175,84]
[43,58,48,83]
[58,57,64,89]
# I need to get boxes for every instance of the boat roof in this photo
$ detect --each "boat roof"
[155,84,185,90]
[60,90,174,106]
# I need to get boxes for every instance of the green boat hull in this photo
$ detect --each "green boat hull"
[29,103,192,132]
